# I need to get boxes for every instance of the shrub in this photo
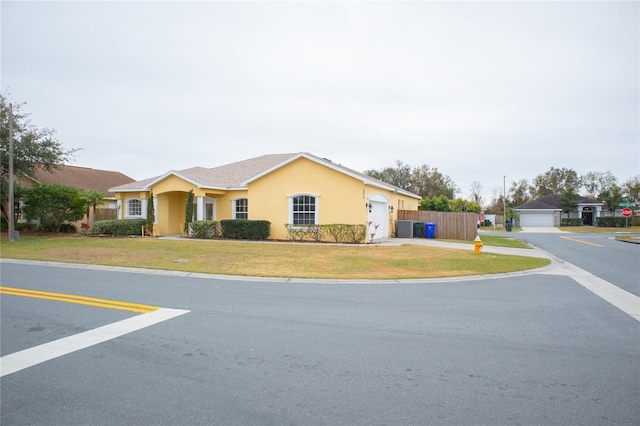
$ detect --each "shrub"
[345,224,367,244]
[560,218,583,226]
[191,221,220,239]
[285,224,310,242]
[324,224,351,243]
[220,219,270,240]
[15,222,37,231]
[284,223,367,244]
[23,184,86,232]
[93,219,147,236]
[47,223,77,233]
[596,217,629,227]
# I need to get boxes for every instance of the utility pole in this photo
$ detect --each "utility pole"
[8,103,15,242]
[503,175,506,229]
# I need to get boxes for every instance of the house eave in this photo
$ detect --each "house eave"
[108,187,149,193]
[365,180,422,199]
[241,152,421,199]
[516,208,562,213]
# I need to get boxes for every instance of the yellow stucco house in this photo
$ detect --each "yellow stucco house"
[109,152,421,240]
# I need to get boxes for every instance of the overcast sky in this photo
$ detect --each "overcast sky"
[2,1,638,204]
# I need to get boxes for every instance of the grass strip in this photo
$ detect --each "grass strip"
[1,236,550,280]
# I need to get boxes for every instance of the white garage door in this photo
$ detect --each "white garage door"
[519,212,555,227]
[367,201,388,240]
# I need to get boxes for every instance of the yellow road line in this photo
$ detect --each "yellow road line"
[560,236,605,248]
[0,286,160,314]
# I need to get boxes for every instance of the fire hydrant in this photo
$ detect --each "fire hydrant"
[473,235,483,254]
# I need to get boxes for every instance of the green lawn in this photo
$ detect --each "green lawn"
[558,226,640,233]
[0,234,550,280]
[443,234,531,249]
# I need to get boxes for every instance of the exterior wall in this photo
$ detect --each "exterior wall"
[144,176,231,235]
[247,157,419,240]
[152,175,207,197]
[165,192,189,234]
[116,192,150,218]
[247,157,366,240]
[111,159,420,239]
[213,190,248,221]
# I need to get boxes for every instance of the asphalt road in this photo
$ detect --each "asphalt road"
[1,235,639,425]
[514,231,640,296]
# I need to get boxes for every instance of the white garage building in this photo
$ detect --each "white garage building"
[516,194,605,227]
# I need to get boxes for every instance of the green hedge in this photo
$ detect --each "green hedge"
[45,223,77,233]
[191,221,220,239]
[93,219,147,236]
[596,217,630,227]
[220,219,270,240]
[285,224,367,244]
[560,218,583,226]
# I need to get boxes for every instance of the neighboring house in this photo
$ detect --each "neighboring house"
[15,165,135,225]
[109,152,422,240]
[516,194,605,227]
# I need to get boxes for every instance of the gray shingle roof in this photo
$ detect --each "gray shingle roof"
[517,194,603,209]
[109,152,420,199]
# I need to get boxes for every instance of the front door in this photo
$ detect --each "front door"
[367,201,388,240]
[205,203,214,220]
[582,211,593,226]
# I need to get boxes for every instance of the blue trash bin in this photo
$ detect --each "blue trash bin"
[425,222,436,239]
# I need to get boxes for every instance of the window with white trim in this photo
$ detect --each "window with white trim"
[234,198,248,219]
[127,199,142,217]
[292,195,316,225]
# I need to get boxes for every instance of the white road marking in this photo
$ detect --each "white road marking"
[0,308,189,377]
[539,258,640,322]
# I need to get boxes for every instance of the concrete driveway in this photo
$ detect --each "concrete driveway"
[520,226,567,233]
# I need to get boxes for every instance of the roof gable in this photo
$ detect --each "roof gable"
[242,152,421,198]
[110,152,421,199]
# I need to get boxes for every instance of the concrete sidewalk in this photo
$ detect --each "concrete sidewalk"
[376,237,551,258]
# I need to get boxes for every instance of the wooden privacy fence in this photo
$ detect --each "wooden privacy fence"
[397,210,478,241]
[94,208,118,221]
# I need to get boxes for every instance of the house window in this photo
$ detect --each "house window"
[292,195,316,225]
[127,199,142,217]
[234,198,248,219]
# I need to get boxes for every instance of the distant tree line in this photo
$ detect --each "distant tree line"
[364,161,460,200]
[487,167,639,214]
[365,160,638,214]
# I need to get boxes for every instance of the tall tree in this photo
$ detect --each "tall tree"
[82,189,105,224]
[420,195,450,211]
[469,181,483,206]
[581,171,617,199]
[559,188,579,214]
[363,161,412,190]
[411,164,459,199]
[146,191,155,235]
[509,179,533,207]
[0,91,77,190]
[364,161,459,199]
[449,198,481,213]
[600,184,625,212]
[622,175,640,206]
[486,186,504,214]
[184,189,194,233]
[531,167,581,197]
